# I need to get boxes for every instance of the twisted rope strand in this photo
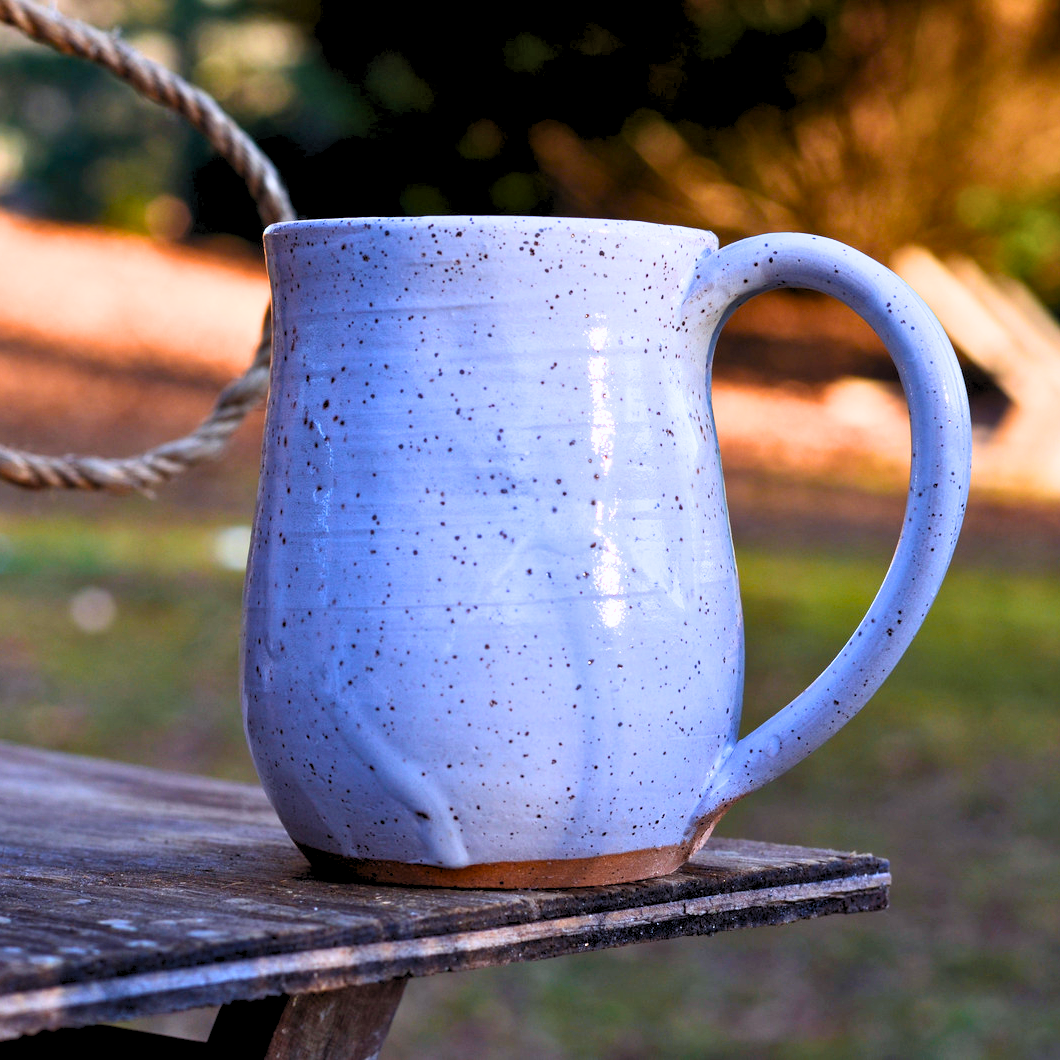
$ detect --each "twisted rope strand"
[0,0,296,490]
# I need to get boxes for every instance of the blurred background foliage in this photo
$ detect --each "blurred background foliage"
[6,0,1060,303]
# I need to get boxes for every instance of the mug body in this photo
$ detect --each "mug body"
[242,216,741,886]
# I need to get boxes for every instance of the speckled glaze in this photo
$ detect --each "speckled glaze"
[243,217,971,887]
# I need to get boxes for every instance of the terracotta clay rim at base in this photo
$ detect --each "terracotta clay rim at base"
[297,811,726,889]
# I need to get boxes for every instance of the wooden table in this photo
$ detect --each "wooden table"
[0,741,890,1058]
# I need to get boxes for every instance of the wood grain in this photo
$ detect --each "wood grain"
[207,981,407,1060]
[0,741,889,1040]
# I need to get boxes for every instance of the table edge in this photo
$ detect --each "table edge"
[0,870,889,1040]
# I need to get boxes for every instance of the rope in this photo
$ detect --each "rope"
[0,0,296,491]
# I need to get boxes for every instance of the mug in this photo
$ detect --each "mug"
[242,216,971,888]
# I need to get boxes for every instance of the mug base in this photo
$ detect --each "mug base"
[298,815,723,889]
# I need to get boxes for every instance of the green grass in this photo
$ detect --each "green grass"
[0,509,1056,1057]
[0,513,253,779]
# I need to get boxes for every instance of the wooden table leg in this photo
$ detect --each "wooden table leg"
[208,979,408,1060]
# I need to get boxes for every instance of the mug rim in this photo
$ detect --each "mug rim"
[263,214,720,246]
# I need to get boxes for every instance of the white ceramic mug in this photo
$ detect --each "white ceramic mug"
[242,216,971,887]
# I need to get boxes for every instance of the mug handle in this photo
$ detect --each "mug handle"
[686,233,972,832]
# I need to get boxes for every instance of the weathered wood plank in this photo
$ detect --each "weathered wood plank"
[209,981,408,1060]
[0,984,408,1058]
[0,741,888,1040]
